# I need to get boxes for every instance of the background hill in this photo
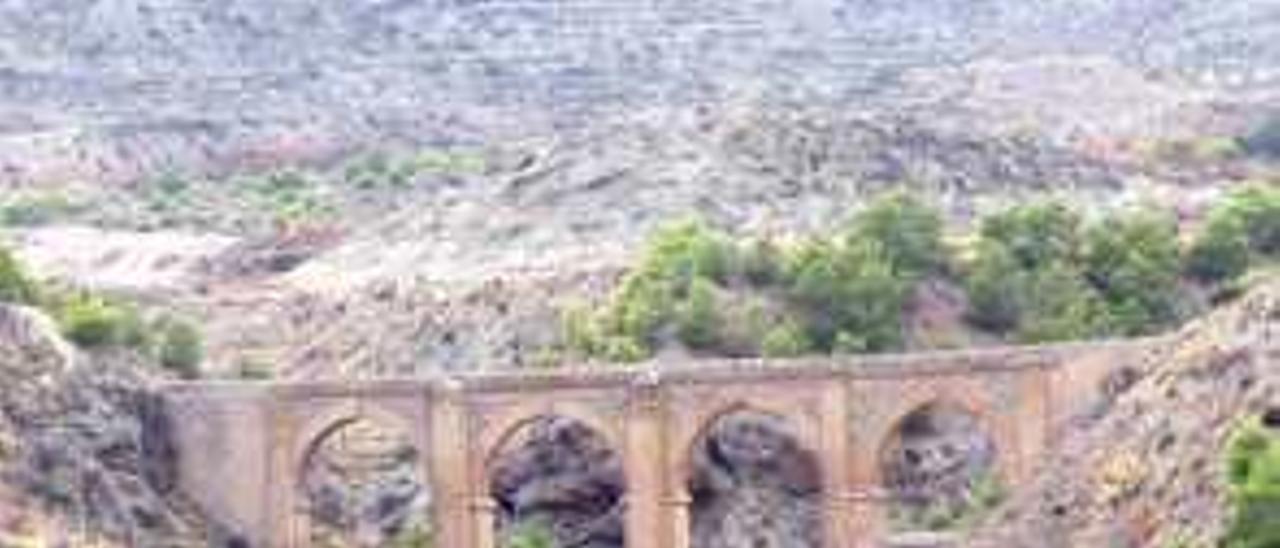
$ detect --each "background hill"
[0,0,1276,184]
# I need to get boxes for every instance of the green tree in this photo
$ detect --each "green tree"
[675,277,721,349]
[785,237,907,352]
[1185,213,1251,283]
[848,193,945,278]
[1082,208,1183,335]
[964,241,1023,332]
[1014,264,1108,343]
[640,219,734,288]
[58,295,126,348]
[1219,185,1280,257]
[979,202,1082,270]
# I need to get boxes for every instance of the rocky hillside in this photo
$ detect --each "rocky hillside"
[0,304,210,546]
[969,275,1280,547]
[0,0,1276,184]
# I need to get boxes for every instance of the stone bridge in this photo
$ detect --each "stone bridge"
[161,338,1161,548]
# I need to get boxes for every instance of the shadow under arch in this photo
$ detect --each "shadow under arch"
[876,398,1003,534]
[683,404,824,548]
[486,413,627,548]
[294,405,432,548]
[676,400,822,485]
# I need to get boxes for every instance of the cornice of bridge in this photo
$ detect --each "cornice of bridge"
[159,336,1166,399]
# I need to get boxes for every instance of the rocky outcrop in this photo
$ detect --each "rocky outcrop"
[0,304,207,545]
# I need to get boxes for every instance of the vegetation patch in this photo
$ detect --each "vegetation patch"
[558,194,936,362]
[555,186,1280,364]
[0,244,205,378]
[1223,418,1280,548]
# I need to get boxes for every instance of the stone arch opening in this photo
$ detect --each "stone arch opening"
[879,402,1002,533]
[488,415,626,548]
[686,408,822,548]
[298,416,432,547]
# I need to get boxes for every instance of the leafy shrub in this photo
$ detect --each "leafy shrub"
[1223,419,1280,548]
[967,203,1185,341]
[784,237,907,352]
[599,272,671,359]
[640,219,734,286]
[979,202,1082,270]
[964,241,1023,332]
[1218,185,1280,257]
[1015,264,1108,343]
[761,320,811,358]
[57,296,128,348]
[675,277,721,349]
[1185,213,1251,283]
[157,318,203,379]
[505,522,557,548]
[848,193,945,277]
[0,246,38,305]
[1082,208,1183,335]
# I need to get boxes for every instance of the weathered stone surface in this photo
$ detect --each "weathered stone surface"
[0,304,210,544]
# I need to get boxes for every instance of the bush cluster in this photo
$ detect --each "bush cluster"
[560,187,1271,363]
[563,194,939,361]
[0,246,205,377]
[52,292,205,378]
[1223,419,1280,548]
[965,203,1184,342]
[1185,184,1280,284]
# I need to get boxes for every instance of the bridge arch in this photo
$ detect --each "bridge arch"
[873,388,1007,534]
[680,401,825,548]
[866,378,1009,480]
[478,401,624,473]
[290,400,433,547]
[675,399,822,484]
[483,410,627,548]
[293,400,422,475]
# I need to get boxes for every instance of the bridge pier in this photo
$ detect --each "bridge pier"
[430,382,472,548]
[624,377,668,548]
